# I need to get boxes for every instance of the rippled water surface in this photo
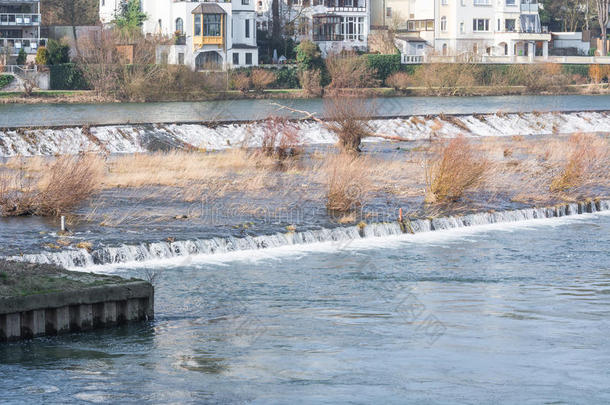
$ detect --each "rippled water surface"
[1,213,609,404]
[3,94,610,127]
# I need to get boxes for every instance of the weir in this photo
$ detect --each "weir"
[1,111,610,156]
[7,200,609,270]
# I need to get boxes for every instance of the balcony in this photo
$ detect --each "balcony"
[0,37,47,54]
[0,13,41,26]
[193,35,223,49]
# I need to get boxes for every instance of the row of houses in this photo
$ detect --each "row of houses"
[0,0,602,71]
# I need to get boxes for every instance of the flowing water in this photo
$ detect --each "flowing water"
[2,110,610,157]
[1,210,609,403]
[3,94,610,128]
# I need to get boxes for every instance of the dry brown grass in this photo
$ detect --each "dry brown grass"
[426,136,489,203]
[321,153,372,212]
[0,154,104,216]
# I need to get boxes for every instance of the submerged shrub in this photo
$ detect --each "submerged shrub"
[550,133,609,193]
[0,154,104,216]
[426,136,488,203]
[259,116,303,160]
[324,97,375,153]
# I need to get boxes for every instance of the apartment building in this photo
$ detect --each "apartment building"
[0,0,45,62]
[100,0,258,70]
[259,0,370,55]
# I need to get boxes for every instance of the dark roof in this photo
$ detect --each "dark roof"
[231,43,258,49]
[192,3,226,14]
[395,36,427,43]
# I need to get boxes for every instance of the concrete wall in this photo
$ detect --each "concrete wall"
[0,281,153,341]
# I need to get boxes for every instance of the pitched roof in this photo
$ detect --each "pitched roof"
[192,3,226,14]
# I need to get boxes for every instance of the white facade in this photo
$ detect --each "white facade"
[401,0,550,59]
[100,0,258,70]
[99,0,120,25]
[259,0,371,55]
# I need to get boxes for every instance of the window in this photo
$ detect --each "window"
[178,53,185,65]
[505,19,515,31]
[440,16,447,32]
[473,0,490,4]
[194,15,202,36]
[459,21,464,33]
[245,19,250,38]
[176,18,184,34]
[242,0,249,4]
[158,19,163,31]
[233,52,239,65]
[386,7,392,17]
[441,0,448,4]
[341,16,364,41]
[203,14,222,36]
[473,19,489,31]
[245,52,252,65]
[506,0,516,5]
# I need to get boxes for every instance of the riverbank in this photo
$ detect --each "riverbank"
[0,260,154,341]
[1,83,609,105]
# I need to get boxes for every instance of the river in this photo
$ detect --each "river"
[3,94,610,127]
[1,212,609,403]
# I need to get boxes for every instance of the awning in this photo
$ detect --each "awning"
[192,3,226,14]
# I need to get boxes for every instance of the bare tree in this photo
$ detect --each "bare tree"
[597,0,610,55]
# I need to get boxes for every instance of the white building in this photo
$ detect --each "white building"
[100,0,258,70]
[0,0,45,62]
[396,0,551,59]
[259,0,370,55]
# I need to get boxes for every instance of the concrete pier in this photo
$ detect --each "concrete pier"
[0,261,154,342]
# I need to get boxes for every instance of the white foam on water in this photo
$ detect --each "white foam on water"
[2,111,609,157]
[6,200,608,273]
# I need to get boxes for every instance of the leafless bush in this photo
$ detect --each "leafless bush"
[426,136,489,203]
[299,69,322,97]
[232,73,251,95]
[323,153,372,213]
[507,63,569,92]
[325,52,379,90]
[411,63,479,96]
[0,154,104,216]
[259,116,303,160]
[386,71,412,91]
[324,97,375,153]
[250,69,275,93]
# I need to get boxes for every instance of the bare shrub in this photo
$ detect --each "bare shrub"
[325,52,379,90]
[426,136,489,203]
[588,64,610,84]
[0,154,104,216]
[386,71,412,91]
[324,97,375,153]
[250,69,275,93]
[550,133,610,193]
[259,116,303,160]
[232,72,251,95]
[323,153,372,213]
[411,63,478,96]
[507,63,569,92]
[299,69,322,97]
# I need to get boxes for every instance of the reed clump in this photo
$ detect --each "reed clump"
[0,154,104,216]
[550,133,610,194]
[259,116,303,160]
[322,153,372,213]
[426,136,489,203]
